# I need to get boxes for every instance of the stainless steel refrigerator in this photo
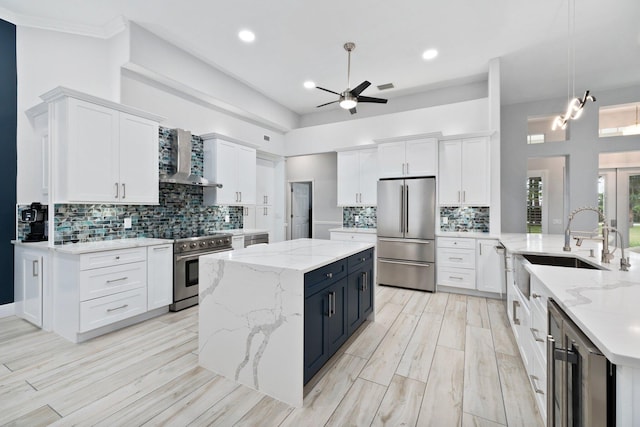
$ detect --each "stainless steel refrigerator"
[377,177,436,292]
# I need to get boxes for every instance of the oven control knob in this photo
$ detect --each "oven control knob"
[190,242,197,248]
[217,239,223,245]
[181,244,188,251]
[199,241,206,247]
[208,240,215,246]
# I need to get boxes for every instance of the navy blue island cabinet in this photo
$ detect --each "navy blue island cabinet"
[303,248,374,384]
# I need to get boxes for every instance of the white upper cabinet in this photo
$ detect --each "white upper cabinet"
[203,139,256,205]
[377,138,437,178]
[438,137,490,206]
[256,158,276,206]
[40,88,161,205]
[337,148,378,206]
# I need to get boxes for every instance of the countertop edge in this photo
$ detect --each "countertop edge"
[13,238,174,254]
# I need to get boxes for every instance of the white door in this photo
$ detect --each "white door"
[119,113,159,204]
[461,137,490,206]
[337,151,360,205]
[476,239,504,293]
[291,182,311,239]
[377,141,406,178]
[438,140,462,205]
[359,149,378,205]
[405,138,437,177]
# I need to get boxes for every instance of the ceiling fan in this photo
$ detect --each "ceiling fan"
[316,42,388,115]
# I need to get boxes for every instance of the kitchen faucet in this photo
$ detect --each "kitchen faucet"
[563,206,631,270]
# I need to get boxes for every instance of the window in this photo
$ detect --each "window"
[527,115,567,143]
[599,102,640,137]
[526,176,543,233]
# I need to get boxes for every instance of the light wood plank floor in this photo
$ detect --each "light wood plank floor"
[0,287,543,426]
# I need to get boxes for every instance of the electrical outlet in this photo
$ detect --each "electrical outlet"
[441,216,449,224]
[225,215,230,223]
[124,217,132,229]
[354,215,360,223]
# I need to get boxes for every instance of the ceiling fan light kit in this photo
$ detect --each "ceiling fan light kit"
[314,42,388,115]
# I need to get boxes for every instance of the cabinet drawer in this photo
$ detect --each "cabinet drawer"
[530,298,547,360]
[437,237,475,249]
[347,248,374,272]
[437,247,475,268]
[79,261,146,301]
[80,247,146,270]
[304,259,347,297]
[79,287,147,332]
[530,344,547,421]
[330,232,377,244]
[437,267,475,289]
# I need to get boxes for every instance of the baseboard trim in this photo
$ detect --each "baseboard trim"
[0,302,16,318]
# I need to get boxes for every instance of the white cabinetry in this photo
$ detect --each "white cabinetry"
[41,89,160,204]
[377,138,437,178]
[232,235,245,250]
[147,244,173,310]
[438,137,489,206]
[14,245,47,327]
[337,149,378,206]
[437,237,476,290]
[203,139,256,205]
[242,206,256,229]
[476,239,504,293]
[53,243,172,342]
[255,206,274,234]
[254,158,276,237]
[329,230,377,244]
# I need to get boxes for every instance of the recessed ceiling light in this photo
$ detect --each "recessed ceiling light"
[422,49,438,60]
[238,30,255,43]
[303,81,316,89]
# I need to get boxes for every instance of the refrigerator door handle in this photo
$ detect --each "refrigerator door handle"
[405,185,409,234]
[400,184,405,233]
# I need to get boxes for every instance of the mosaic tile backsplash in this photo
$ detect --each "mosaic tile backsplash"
[440,206,490,233]
[17,127,243,244]
[343,206,377,228]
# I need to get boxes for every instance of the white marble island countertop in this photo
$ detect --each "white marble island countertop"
[198,238,374,407]
[500,233,640,368]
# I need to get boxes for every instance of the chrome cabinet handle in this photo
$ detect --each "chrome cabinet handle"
[402,163,405,175]
[122,183,126,199]
[32,260,39,277]
[239,192,242,202]
[361,271,367,291]
[107,304,128,312]
[106,277,128,284]
[530,375,544,395]
[462,190,466,203]
[458,190,461,203]
[449,257,464,261]
[530,327,545,342]
[406,163,409,174]
[531,292,541,299]
[115,182,119,198]
[327,292,335,318]
[326,272,333,278]
[449,276,464,280]
[512,300,521,325]
[115,256,120,260]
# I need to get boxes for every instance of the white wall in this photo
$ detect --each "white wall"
[284,98,489,156]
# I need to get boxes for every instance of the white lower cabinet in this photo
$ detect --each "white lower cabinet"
[436,236,505,295]
[53,244,173,342]
[14,245,48,328]
[232,235,245,250]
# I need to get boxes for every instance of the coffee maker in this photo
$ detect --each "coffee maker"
[22,202,48,242]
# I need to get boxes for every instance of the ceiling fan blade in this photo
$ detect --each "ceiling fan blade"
[316,100,339,108]
[316,86,341,96]
[349,107,357,115]
[357,96,388,104]
[350,81,371,97]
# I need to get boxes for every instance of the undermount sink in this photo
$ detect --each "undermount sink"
[521,254,605,270]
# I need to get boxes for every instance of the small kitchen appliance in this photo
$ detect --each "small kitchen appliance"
[21,202,48,242]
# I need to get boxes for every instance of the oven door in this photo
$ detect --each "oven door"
[174,252,202,303]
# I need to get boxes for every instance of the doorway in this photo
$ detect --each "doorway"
[288,181,313,240]
[599,165,640,250]
[526,157,566,234]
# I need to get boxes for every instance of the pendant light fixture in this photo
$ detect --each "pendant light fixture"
[552,0,596,131]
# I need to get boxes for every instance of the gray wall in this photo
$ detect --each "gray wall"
[501,84,640,233]
[285,152,342,239]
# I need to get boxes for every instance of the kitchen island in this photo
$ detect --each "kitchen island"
[198,238,375,407]
[499,233,640,425]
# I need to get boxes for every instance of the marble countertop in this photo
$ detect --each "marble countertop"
[202,238,374,273]
[225,228,270,236]
[12,238,174,254]
[500,233,640,368]
[328,227,377,234]
[437,231,499,239]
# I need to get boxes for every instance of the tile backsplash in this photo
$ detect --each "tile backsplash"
[440,206,490,233]
[343,206,377,228]
[17,127,243,244]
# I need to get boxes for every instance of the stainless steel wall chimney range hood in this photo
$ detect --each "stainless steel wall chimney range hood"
[159,128,222,188]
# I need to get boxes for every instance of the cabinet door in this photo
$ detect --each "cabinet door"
[438,140,462,205]
[327,277,349,355]
[405,138,437,176]
[206,140,237,204]
[147,244,173,310]
[242,205,256,229]
[66,98,119,202]
[358,149,378,205]
[17,250,43,327]
[236,145,256,204]
[377,141,406,178]
[255,206,274,234]
[360,261,374,318]
[304,289,329,384]
[119,113,159,204]
[337,151,360,206]
[461,137,490,206]
[256,158,275,205]
[476,239,504,293]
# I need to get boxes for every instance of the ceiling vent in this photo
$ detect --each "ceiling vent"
[377,83,395,91]
[263,135,270,142]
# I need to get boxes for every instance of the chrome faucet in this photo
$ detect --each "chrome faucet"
[602,226,631,271]
[563,207,612,262]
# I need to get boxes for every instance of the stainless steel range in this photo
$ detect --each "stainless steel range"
[170,233,233,311]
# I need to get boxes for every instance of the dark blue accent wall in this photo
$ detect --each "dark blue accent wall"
[0,19,17,305]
